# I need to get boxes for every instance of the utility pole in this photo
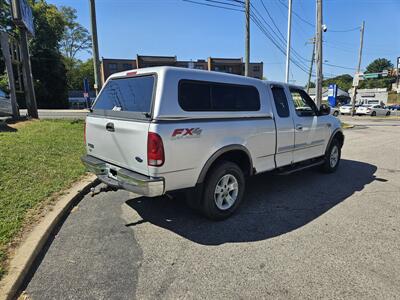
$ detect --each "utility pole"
[315,0,323,108]
[306,37,316,93]
[89,0,102,94]
[244,0,250,77]
[351,21,365,116]
[285,0,292,83]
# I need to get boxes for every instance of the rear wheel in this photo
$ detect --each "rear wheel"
[371,111,376,116]
[386,111,390,116]
[201,161,245,220]
[321,139,341,173]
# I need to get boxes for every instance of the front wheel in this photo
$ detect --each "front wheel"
[333,111,339,117]
[201,161,245,220]
[321,139,341,173]
[386,111,390,116]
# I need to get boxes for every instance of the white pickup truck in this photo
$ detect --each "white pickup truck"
[82,67,344,220]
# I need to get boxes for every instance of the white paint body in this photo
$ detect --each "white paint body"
[356,104,390,116]
[85,67,342,193]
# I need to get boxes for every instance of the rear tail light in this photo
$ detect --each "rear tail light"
[147,132,164,167]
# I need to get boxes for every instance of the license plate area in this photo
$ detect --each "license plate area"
[105,164,119,180]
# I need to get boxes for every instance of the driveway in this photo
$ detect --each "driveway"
[24,122,400,299]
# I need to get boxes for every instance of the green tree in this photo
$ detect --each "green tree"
[59,6,92,60]
[322,74,353,91]
[305,81,315,89]
[0,0,13,33]
[29,0,69,108]
[65,58,94,90]
[359,77,395,89]
[365,58,393,73]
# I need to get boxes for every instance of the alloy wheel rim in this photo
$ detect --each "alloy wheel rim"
[330,145,339,168]
[214,174,239,210]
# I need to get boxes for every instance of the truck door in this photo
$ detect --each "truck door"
[287,87,330,163]
[270,84,295,167]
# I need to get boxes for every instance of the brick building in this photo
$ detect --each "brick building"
[100,55,263,83]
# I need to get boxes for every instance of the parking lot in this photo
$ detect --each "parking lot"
[24,119,400,299]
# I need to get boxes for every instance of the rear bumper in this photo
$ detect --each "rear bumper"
[81,155,164,197]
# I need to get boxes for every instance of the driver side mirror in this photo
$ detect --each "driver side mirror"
[5,94,10,99]
[319,104,330,116]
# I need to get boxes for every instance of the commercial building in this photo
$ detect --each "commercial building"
[349,88,388,105]
[100,55,263,83]
[100,58,137,84]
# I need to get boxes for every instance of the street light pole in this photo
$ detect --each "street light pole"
[285,0,292,83]
[244,0,250,77]
[89,0,101,95]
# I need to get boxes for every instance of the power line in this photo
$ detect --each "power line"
[182,0,244,12]
[323,62,356,70]
[250,13,311,74]
[250,2,311,65]
[329,26,361,33]
[260,0,286,41]
[204,0,243,8]
[277,0,314,27]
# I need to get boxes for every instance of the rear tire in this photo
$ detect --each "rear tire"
[321,139,341,173]
[386,111,390,116]
[201,161,245,220]
[371,111,376,116]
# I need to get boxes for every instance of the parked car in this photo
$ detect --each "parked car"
[388,104,400,111]
[82,67,344,220]
[330,107,340,117]
[339,104,357,115]
[356,104,390,116]
[0,89,12,117]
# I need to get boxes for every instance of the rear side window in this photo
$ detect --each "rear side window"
[93,75,155,113]
[271,86,290,118]
[178,80,260,111]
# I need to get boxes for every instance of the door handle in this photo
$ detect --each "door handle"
[106,122,115,132]
[295,124,303,131]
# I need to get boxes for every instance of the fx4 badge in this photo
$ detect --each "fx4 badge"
[171,128,202,139]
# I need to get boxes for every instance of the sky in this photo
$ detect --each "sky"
[47,0,400,85]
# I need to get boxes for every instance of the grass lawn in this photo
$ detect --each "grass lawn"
[0,119,86,279]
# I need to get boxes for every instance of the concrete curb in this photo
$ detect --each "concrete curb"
[0,175,98,300]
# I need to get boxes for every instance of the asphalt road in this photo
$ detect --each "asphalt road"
[24,120,400,299]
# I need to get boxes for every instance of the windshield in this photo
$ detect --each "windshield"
[93,75,155,114]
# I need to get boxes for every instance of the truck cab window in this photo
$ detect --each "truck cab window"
[290,89,318,117]
[271,86,290,118]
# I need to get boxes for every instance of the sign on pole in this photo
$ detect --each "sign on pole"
[327,84,337,107]
[11,0,34,36]
[353,72,363,87]
[0,33,20,118]
[364,73,380,79]
[83,78,91,108]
